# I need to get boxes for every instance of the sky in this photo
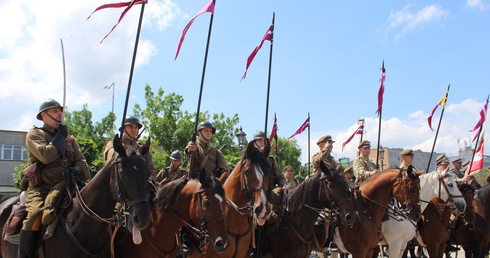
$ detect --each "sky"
[1,0,489,165]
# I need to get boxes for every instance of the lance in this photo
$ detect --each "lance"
[467,95,489,174]
[375,60,385,169]
[426,84,450,173]
[263,13,275,144]
[119,0,146,140]
[307,112,311,176]
[60,38,67,124]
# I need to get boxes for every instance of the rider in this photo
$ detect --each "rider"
[182,121,229,256]
[400,149,424,173]
[352,140,380,187]
[104,115,157,180]
[155,150,187,183]
[312,135,339,173]
[450,157,480,188]
[20,99,90,258]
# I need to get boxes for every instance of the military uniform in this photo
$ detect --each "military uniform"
[312,135,339,173]
[353,156,376,185]
[185,140,229,180]
[156,165,187,182]
[104,135,157,180]
[23,124,90,230]
[279,177,300,191]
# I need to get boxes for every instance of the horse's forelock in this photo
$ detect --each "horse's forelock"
[248,149,270,176]
[205,177,225,197]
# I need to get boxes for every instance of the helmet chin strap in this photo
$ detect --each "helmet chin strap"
[45,112,62,124]
[198,131,211,142]
[124,128,136,140]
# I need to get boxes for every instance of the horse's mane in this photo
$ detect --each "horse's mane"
[248,148,271,177]
[287,172,321,214]
[476,183,490,208]
[362,168,401,185]
[154,178,188,209]
[204,176,225,198]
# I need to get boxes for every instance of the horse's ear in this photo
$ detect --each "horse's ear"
[263,139,271,157]
[113,134,126,158]
[198,169,207,186]
[140,137,151,156]
[407,165,414,177]
[245,141,255,158]
[320,161,332,178]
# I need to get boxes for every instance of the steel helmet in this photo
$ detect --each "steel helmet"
[197,121,216,134]
[37,99,63,120]
[253,130,266,140]
[124,115,143,129]
[169,150,182,161]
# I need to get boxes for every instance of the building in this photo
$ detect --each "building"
[0,130,28,194]
[369,147,442,172]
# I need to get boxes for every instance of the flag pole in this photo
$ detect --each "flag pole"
[308,112,311,176]
[426,84,450,173]
[467,95,489,174]
[60,38,67,124]
[274,113,278,160]
[375,60,384,169]
[120,0,146,139]
[263,12,275,141]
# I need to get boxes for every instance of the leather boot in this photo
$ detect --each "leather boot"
[19,230,38,258]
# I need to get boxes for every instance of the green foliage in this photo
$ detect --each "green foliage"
[13,163,28,191]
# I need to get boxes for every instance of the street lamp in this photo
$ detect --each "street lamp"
[236,126,246,151]
[379,145,385,170]
[103,82,115,114]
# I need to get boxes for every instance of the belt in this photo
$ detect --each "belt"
[42,160,71,170]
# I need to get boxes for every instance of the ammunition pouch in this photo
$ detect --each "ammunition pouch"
[21,162,42,190]
[3,202,27,235]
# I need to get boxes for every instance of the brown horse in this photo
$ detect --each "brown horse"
[332,166,421,258]
[450,183,490,258]
[188,140,272,258]
[1,135,152,257]
[114,173,229,257]
[0,195,21,257]
[264,161,356,258]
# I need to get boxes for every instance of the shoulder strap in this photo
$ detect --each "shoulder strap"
[200,147,217,167]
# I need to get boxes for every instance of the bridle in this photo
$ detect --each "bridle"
[392,168,421,215]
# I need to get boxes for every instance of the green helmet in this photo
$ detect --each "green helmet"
[197,121,216,134]
[37,99,63,120]
[169,150,182,161]
[253,130,266,140]
[124,115,143,129]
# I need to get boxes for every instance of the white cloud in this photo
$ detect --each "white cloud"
[387,4,449,40]
[467,0,488,11]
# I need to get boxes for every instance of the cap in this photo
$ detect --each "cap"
[283,165,294,172]
[358,140,371,149]
[400,149,414,156]
[436,154,450,165]
[343,166,353,174]
[451,157,462,163]
[316,135,334,145]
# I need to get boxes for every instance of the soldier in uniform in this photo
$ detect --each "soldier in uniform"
[450,157,479,188]
[279,165,300,191]
[343,166,356,188]
[182,121,229,255]
[104,115,157,180]
[312,135,339,173]
[185,121,229,184]
[155,150,187,183]
[400,149,424,173]
[352,140,380,187]
[21,99,90,258]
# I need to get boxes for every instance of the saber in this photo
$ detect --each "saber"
[60,38,67,123]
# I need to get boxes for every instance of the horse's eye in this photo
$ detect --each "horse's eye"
[203,199,210,208]
[448,183,453,187]
[244,170,250,176]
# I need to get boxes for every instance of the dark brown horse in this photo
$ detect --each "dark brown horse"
[1,135,152,257]
[450,183,490,258]
[265,161,356,258]
[332,166,421,258]
[114,173,229,257]
[188,140,272,258]
[0,195,21,257]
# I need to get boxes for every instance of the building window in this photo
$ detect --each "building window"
[1,144,28,161]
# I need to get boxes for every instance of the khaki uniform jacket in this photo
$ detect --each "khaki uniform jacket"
[26,124,90,185]
[279,177,300,191]
[156,166,187,183]
[104,135,157,180]
[268,156,284,187]
[353,155,376,186]
[185,141,229,178]
[312,150,339,173]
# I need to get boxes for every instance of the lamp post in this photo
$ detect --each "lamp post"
[236,126,246,152]
[379,145,385,170]
[103,82,115,114]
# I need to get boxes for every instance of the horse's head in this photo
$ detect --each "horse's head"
[240,140,271,226]
[392,165,422,221]
[318,162,356,226]
[112,134,151,240]
[436,168,466,213]
[457,182,476,224]
[190,173,229,254]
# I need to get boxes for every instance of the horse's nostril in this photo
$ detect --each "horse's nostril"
[133,215,140,224]
[215,238,224,248]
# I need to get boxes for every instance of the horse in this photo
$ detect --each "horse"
[331,166,421,258]
[114,172,229,257]
[379,166,467,258]
[450,183,490,258]
[1,135,152,257]
[0,195,21,257]
[264,161,356,258]
[188,140,272,258]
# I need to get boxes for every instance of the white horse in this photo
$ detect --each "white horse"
[378,167,467,258]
